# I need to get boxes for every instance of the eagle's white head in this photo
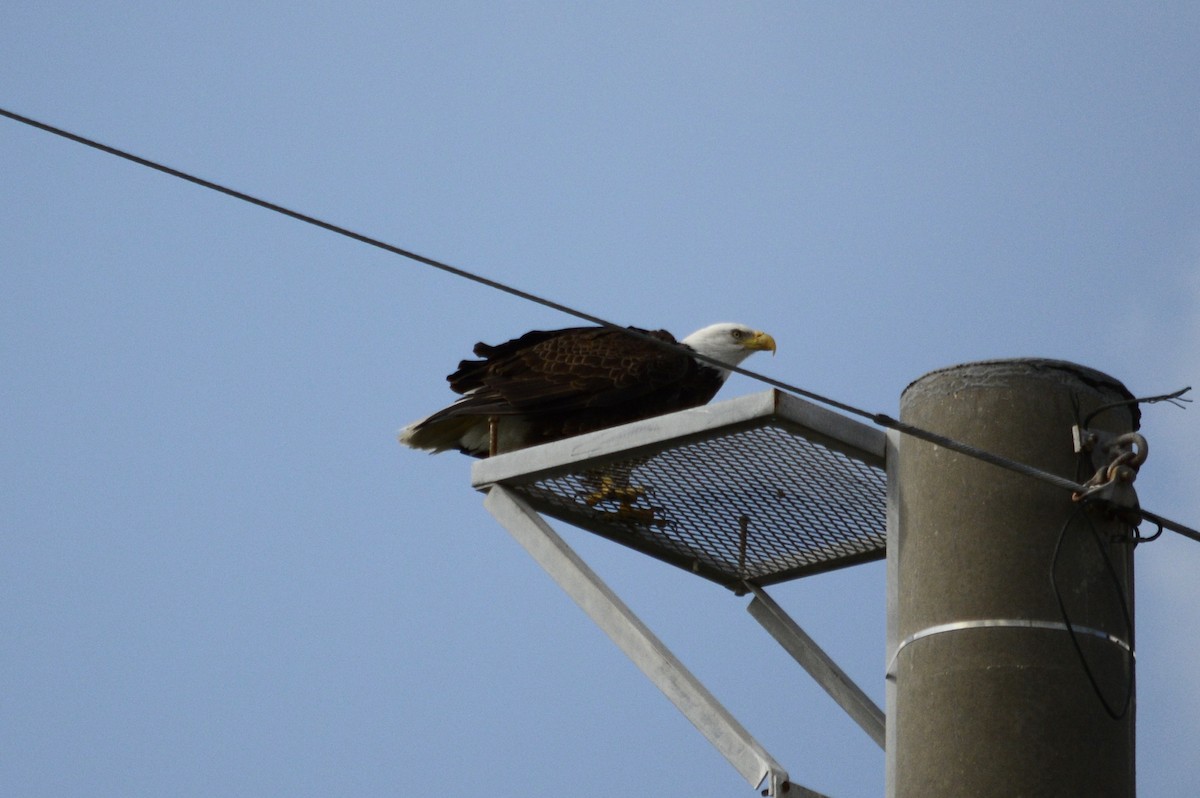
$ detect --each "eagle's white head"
[681,323,776,377]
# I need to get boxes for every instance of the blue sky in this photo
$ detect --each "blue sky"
[3,4,1198,796]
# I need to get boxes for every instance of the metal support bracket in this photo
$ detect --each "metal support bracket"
[746,584,886,750]
[1071,427,1147,524]
[483,485,812,797]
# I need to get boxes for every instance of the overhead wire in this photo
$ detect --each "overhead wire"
[0,106,866,417]
[2,105,1197,543]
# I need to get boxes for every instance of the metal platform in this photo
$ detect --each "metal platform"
[470,390,888,797]
[472,389,887,591]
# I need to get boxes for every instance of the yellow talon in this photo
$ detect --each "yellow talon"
[583,475,645,507]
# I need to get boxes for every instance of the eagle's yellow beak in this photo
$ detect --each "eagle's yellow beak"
[744,330,777,355]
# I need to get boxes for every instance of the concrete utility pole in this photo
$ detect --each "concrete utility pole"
[887,359,1138,798]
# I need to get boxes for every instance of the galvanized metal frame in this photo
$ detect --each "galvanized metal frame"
[483,486,797,797]
[472,390,887,590]
[746,585,886,750]
[473,390,888,796]
[472,389,885,490]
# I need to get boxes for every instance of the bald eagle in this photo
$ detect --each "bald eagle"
[398,322,776,457]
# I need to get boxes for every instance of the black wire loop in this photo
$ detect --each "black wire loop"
[1051,506,1135,720]
[1133,519,1165,546]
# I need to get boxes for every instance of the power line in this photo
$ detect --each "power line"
[0,108,609,327]
[0,107,864,416]
[2,105,1196,543]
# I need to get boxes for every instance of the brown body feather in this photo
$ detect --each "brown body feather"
[407,326,723,455]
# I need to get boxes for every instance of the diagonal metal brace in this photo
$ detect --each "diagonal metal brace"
[483,485,807,797]
[746,584,886,750]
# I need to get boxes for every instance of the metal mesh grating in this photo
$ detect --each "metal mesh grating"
[473,390,887,590]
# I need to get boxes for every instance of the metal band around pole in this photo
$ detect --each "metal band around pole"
[886,618,1134,678]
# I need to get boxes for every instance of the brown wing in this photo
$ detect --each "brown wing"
[446,326,691,416]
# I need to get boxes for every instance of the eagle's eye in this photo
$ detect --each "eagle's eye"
[730,329,745,341]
